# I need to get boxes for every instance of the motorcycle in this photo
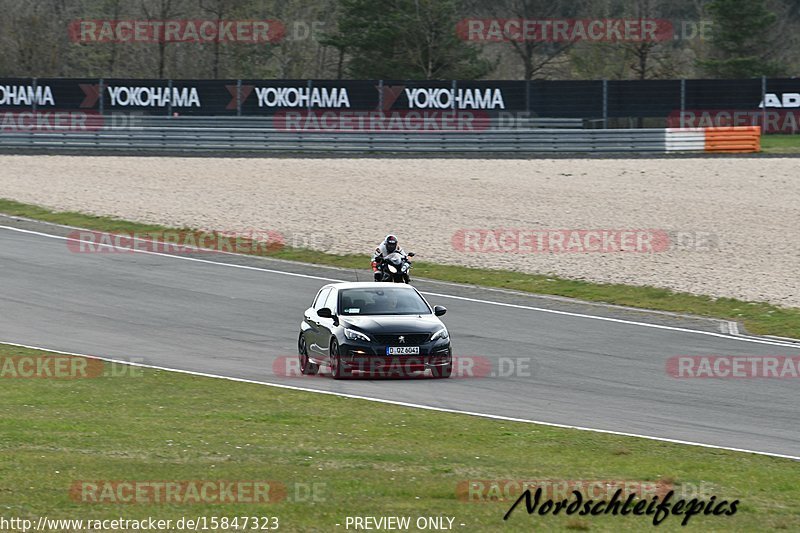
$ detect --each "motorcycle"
[376,251,415,283]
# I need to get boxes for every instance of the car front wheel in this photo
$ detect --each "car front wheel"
[298,333,319,375]
[330,339,350,380]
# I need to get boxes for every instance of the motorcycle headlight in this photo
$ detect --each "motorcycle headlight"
[431,328,449,341]
[344,328,371,342]
[387,264,398,274]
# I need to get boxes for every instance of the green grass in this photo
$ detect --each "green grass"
[2,197,799,339]
[1,344,799,532]
[761,134,800,154]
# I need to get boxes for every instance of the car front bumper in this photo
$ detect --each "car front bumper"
[338,341,452,376]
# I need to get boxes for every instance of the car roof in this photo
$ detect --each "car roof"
[320,282,417,291]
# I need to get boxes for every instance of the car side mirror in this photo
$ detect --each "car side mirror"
[434,305,447,316]
[317,307,333,318]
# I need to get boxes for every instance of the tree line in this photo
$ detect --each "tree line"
[0,0,796,80]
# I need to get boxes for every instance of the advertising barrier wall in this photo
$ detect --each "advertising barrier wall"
[0,78,797,132]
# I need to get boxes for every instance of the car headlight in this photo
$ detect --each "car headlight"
[344,328,371,342]
[387,264,398,274]
[431,328,449,341]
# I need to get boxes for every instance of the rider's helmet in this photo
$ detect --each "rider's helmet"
[385,235,398,254]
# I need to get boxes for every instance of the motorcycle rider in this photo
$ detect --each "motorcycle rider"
[372,234,413,282]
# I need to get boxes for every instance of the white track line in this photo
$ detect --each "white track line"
[2,340,798,461]
[0,213,747,336]
[0,215,749,332]
[3,224,799,348]
[1,225,342,283]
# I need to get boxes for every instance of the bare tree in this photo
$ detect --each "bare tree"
[0,0,796,79]
[628,0,657,79]
[105,0,122,75]
[465,0,587,80]
[141,0,181,77]
[199,0,241,78]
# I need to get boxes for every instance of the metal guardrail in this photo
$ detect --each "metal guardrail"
[121,116,585,129]
[0,116,745,153]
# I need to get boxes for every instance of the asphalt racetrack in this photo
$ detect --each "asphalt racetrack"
[2,217,799,459]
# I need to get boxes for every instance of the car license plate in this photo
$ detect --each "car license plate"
[387,346,420,355]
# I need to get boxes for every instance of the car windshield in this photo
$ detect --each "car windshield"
[339,287,431,316]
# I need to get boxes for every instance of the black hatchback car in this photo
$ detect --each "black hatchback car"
[298,282,452,379]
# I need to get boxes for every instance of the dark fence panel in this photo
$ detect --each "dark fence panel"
[684,78,763,109]
[608,80,681,117]
[0,77,798,132]
[529,80,604,120]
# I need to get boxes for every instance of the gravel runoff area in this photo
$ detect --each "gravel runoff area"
[0,155,797,308]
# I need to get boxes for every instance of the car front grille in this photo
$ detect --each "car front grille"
[373,333,430,345]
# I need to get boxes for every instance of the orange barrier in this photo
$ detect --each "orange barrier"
[704,126,761,153]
